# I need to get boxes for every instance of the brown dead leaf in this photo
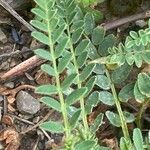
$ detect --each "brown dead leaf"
[8,104,16,112]
[2,115,14,126]
[7,96,15,104]
[102,138,119,150]
[0,127,20,150]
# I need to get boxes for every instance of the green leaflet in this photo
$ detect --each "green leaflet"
[90,113,103,132]
[32,31,49,45]
[75,140,96,150]
[40,120,64,133]
[72,28,83,44]
[79,64,96,82]
[58,54,72,73]
[95,75,110,90]
[119,83,134,102]
[35,84,57,95]
[61,74,77,91]
[66,87,87,106]
[137,73,150,97]
[41,64,55,76]
[133,128,144,150]
[123,111,135,123]
[120,137,129,150]
[69,109,81,129]
[75,39,90,56]
[77,51,88,68]
[34,49,52,61]
[92,26,105,45]
[84,13,95,35]
[41,96,61,112]
[30,20,47,32]
[106,111,121,127]
[99,91,115,106]
[31,8,46,20]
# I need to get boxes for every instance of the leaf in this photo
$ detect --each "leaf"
[53,24,66,43]
[58,54,72,73]
[134,53,143,68]
[69,109,81,129]
[95,75,110,90]
[72,28,83,44]
[75,39,89,56]
[77,51,88,68]
[75,140,96,150]
[93,64,105,74]
[84,76,96,97]
[120,137,129,150]
[123,111,135,123]
[79,64,96,82]
[106,111,121,127]
[90,113,103,132]
[32,31,49,45]
[99,91,115,106]
[55,37,69,58]
[134,82,146,103]
[41,64,55,76]
[92,26,105,45]
[133,128,144,150]
[84,13,95,35]
[142,52,150,64]
[31,8,46,20]
[35,84,57,95]
[111,63,132,84]
[61,74,77,91]
[66,88,87,106]
[34,49,52,61]
[85,91,99,114]
[30,20,47,32]
[41,97,61,112]
[71,20,84,32]
[119,83,134,102]
[137,73,150,97]
[40,121,64,133]
[34,0,45,10]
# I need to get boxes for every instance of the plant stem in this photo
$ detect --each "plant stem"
[136,99,149,129]
[46,9,70,139]
[66,26,89,137]
[105,68,132,144]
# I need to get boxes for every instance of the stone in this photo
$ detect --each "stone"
[16,91,40,115]
[0,28,7,43]
[4,82,15,88]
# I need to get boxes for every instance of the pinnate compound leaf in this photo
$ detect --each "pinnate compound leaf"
[58,54,72,73]
[32,31,49,45]
[69,109,81,129]
[92,26,105,45]
[99,91,114,106]
[84,13,95,35]
[61,74,77,91]
[95,75,110,90]
[85,91,99,114]
[35,84,57,95]
[72,28,83,44]
[106,111,121,127]
[134,82,146,103]
[66,87,87,106]
[41,97,61,112]
[75,39,89,56]
[53,24,66,43]
[79,64,96,82]
[137,73,150,97]
[75,140,96,150]
[133,128,144,150]
[119,83,134,102]
[34,49,52,61]
[41,64,55,76]
[77,51,88,68]
[30,20,47,32]
[40,121,64,133]
[31,8,46,20]
[90,113,103,132]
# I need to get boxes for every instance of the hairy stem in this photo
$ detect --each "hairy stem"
[66,26,89,137]
[105,68,132,144]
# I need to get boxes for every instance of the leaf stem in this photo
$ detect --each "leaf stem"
[105,68,132,144]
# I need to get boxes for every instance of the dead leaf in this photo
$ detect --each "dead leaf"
[2,115,14,126]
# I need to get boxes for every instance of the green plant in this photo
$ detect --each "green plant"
[31,0,150,149]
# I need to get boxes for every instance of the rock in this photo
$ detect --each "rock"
[0,28,7,43]
[16,91,40,115]
[4,82,15,88]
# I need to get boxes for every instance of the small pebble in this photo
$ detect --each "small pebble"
[4,82,15,88]
[16,90,40,115]
[135,20,147,28]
